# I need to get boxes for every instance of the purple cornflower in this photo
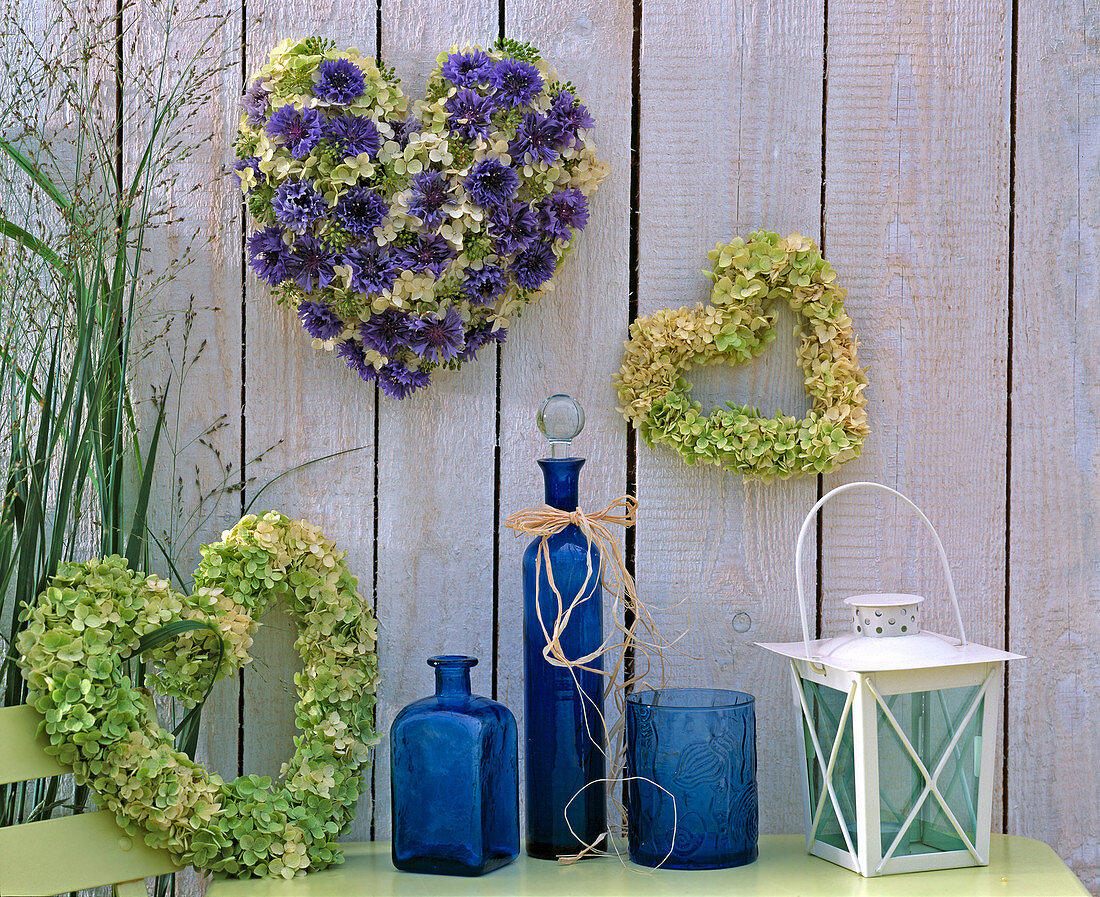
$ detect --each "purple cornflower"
[508,112,564,165]
[273,180,328,234]
[344,243,399,295]
[444,88,495,143]
[548,90,595,146]
[326,114,381,158]
[461,265,508,305]
[491,200,539,255]
[464,158,519,209]
[298,300,345,340]
[407,171,453,229]
[457,322,507,363]
[408,307,465,363]
[511,240,557,290]
[242,78,269,126]
[337,339,378,383]
[315,58,366,104]
[490,59,543,108]
[247,226,292,285]
[396,234,455,277]
[233,156,265,185]
[359,308,417,356]
[335,186,388,236]
[379,363,431,399]
[286,234,339,292]
[440,49,494,87]
[538,187,589,241]
[266,104,325,159]
[386,117,419,148]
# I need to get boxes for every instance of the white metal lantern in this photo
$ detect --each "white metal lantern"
[759,482,1023,877]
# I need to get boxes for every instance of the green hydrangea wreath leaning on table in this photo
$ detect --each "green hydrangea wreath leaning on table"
[16,511,379,879]
[614,230,869,480]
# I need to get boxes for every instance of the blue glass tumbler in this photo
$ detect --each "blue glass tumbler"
[626,688,758,870]
[390,656,520,876]
[523,457,606,858]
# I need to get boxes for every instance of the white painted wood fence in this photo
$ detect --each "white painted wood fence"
[127,0,1099,892]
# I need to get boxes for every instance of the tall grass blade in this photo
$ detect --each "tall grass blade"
[125,383,166,567]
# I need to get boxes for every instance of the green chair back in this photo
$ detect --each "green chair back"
[0,704,182,896]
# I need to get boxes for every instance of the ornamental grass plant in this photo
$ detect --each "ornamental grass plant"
[0,0,231,869]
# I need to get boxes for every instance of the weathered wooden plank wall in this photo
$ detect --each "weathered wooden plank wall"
[821,0,1012,816]
[496,0,632,826]
[371,0,502,838]
[636,0,823,838]
[127,5,245,887]
[1010,0,1100,888]
[118,0,1098,893]
[239,0,380,843]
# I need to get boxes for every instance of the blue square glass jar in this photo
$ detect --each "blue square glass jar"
[390,656,520,876]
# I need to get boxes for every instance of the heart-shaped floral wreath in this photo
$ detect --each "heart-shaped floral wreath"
[16,512,379,878]
[234,37,608,399]
[615,231,869,480]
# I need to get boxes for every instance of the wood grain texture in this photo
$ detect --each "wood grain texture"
[633,0,824,836]
[371,0,500,839]
[495,0,632,829]
[1009,0,1100,891]
[821,0,1011,821]
[241,3,378,841]
[124,7,243,895]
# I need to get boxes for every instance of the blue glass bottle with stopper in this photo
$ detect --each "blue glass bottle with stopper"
[390,655,519,876]
[523,395,606,859]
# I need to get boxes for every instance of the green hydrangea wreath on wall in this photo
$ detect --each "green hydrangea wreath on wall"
[16,512,379,879]
[614,230,869,480]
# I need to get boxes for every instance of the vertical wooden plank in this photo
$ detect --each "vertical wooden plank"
[122,0,242,803]
[371,0,500,839]
[124,2,242,891]
[496,0,631,829]
[242,4,378,840]
[822,0,1010,814]
[1010,0,1100,889]
[630,0,824,836]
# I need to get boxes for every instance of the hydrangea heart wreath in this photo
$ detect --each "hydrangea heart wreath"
[234,37,608,399]
[15,512,380,879]
[614,231,869,480]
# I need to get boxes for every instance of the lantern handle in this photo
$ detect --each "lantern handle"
[795,481,968,660]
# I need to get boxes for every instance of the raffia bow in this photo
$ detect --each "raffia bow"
[505,497,638,674]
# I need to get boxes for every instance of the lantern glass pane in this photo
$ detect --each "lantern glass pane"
[877,684,984,858]
[800,679,857,852]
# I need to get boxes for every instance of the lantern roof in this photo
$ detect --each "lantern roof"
[766,481,1028,675]
[758,628,1023,673]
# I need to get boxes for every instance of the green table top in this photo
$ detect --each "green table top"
[205,834,1088,896]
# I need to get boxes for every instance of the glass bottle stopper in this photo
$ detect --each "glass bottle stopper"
[537,394,585,459]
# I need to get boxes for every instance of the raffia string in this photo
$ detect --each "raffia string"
[505,496,689,867]
[505,497,637,674]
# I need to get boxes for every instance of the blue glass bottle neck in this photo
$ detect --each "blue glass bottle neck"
[433,661,473,697]
[538,457,585,511]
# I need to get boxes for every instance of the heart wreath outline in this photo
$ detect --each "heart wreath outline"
[614,230,869,480]
[16,511,379,878]
[235,37,608,399]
